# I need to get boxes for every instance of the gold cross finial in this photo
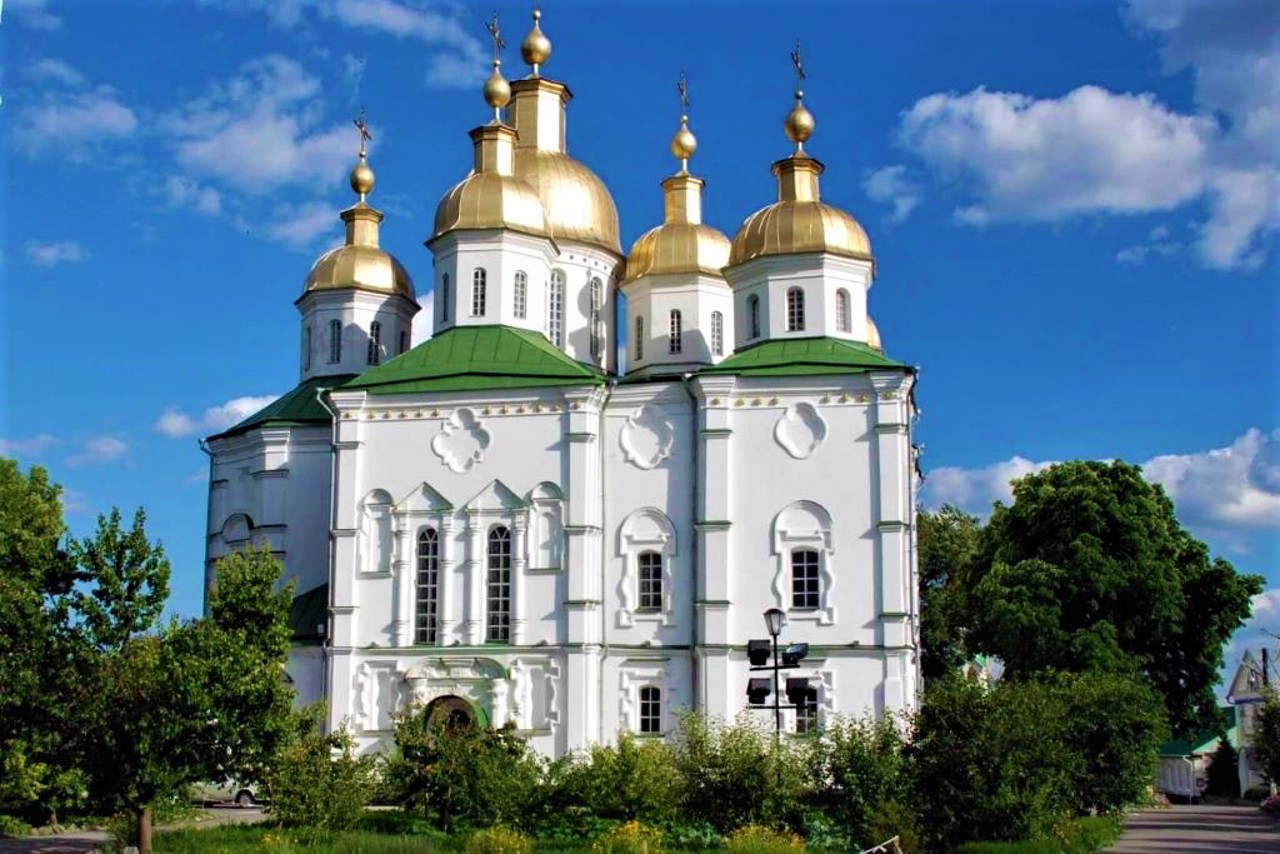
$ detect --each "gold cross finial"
[790,40,806,94]
[486,11,505,62]
[678,71,690,117]
[353,109,373,158]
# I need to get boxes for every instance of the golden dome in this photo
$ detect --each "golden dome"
[514,147,621,253]
[433,171,548,240]
[304,240,414,299]
[626,222,730,283]
[866,316,883,351]
[729,198,872,266]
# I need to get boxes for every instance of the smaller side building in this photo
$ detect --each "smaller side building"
[1226,649,1273,795]
[1156,728,1237,801]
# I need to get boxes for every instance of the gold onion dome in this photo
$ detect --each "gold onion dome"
[305,126,414,300]
[729,53,872,269]
[625,85,729,284]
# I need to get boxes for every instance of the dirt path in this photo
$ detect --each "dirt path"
[0,807,266,854]
[1107,804,1280,853]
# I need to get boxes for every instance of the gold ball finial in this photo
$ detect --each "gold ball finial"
[350,156,376,200]
[671,118,698,165]
[785,97,815,149]
[521,7,551,75]
[484,60,512,115]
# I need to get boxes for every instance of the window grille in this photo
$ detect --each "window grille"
[792,548,820,609]
[471,268,487,317]
[786,287,805,332]
[486,526,512,642]
[415,529,439,644]
[514,271,527,319]
[639,686,661,734]
[638,551,663,611]
[669,309,682,354]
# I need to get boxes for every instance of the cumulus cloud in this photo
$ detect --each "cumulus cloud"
[862,165,921,223]
[163,175,222,216]
[922,428,1280,537]
[0,434,58,458]
[1117,225,1180,265]
[411,290,435,346]
[164,55,352,195]
[24,240,89,266]
[870,0,1279,271]
[154,395,279,438]
[60,487,91,515]
[11,86,139,160]
[263,201,341,249]
[4,0,62,30]
[27,58,85,87]
[65,436,129,468]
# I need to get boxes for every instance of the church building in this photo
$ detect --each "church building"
[202,9,921,757]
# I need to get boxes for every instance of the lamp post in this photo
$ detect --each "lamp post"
[764,607,785,737]
[747,608,809,740]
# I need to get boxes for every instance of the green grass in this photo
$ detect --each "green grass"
[154,824,443,853]
[954,815,1123,854]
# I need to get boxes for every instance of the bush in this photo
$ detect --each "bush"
[816,713,911,847]
[544,735,682,826]
[1244,785,1272,801]
[0,815,32,838]
[269,724,376,831]
[724,824,805,854]
[1204,739,1240,798]
[593,820,664,854]
[464,826,532,854]
[953,815,1122,853]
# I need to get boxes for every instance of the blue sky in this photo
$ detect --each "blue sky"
[1,0,1276,682]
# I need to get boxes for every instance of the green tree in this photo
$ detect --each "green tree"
[818,713,913,848]
[970,461,1262,735]
[270,715,376,831]
[917,505,982,682]
[69,508,169,653]
[1253,688,1280,787]
[1205,738,1240,798]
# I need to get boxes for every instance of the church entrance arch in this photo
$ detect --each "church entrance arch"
[424,694,487,730]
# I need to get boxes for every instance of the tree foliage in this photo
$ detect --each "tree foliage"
[969,461,1262,736]
[917,504,982,682]
[269,715,377,831]
[1254,688,1280,787]
[1205,738,1240,798]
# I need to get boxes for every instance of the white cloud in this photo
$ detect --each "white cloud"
[923,428,1280,535]
[164,175,222,216]
[24,240,89,266]
[411,291,435,345]
[862,165,921,223]
[65,436,129,468]
[5,0,62,30]
[263,201,340,249]
[878,0,1279,272]
[1116,224,1180,265]
[154,395,278,438]
[164,55,353,194]
[12,86,139,159]
[0,434,58,458]
[27,58,84,87]
[60,487,90,515]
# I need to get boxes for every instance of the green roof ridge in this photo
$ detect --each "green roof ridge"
[343,325,606,395]
[210,374,355,440]
[700,336,907,378]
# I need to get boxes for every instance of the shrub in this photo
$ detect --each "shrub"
[816,713,911,846]
[544,735,682,826]
[724,824,804,854]
[269,724,377,830]
[1244,785,1272,801]
[593,820,664,854]
[0,815,32,838]
[464,826,532,854]
[1204,739,1240,798]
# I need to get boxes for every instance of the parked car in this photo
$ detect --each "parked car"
[191,780,261,807]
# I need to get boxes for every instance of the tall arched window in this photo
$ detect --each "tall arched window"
[711,311,724,356]
[367,320,381,365]
[514,271,527,319]
[791,548,820,609]
[415,528,439,644]
[549,270,565,347]
[639,686,661,734]
[638,551,663,612]
[668,309,683,355]
[471,268,487,317]
[328,319,342,363]
[486,526,512,642]
[786,287,805,332]
[303,326,312,371]
[589,277,603,361]
[836,289,851,333]
[441,273,451,323]
[634,316,644,361]
[749,295,761,339]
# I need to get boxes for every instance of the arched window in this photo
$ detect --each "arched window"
[791,548,820,609]
[303,326,312,371]
[749,295,761,339]
[711,311,724,356]
[668,309,682,355]
[836,289,851,333]
[589,277,603,361]
[514,271,527,319]
[440,273,451,323]
[786,287,805,332]
[637,551,663,612]
[367,320,381,365]
[795,685,819,734]
[549,270,565,347]
[634,316,644,361]
[639,686,661,734]
[328,319,342,363]
[471,268,487,317]
[399,329,408,354]
[415,528,439,644]
[486,526,512,643]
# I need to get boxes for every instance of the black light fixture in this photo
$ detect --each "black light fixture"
[764,607,786,638]
[748,608,810,739]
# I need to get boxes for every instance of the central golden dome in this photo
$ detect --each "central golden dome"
[514,148,620,254]
[305,240,414,299]
[433,172,548,240]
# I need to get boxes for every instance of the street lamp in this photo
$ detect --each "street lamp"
[764,607,785,638]
[747,608,809,739]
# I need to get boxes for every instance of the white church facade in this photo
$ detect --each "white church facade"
[202,12,921,758]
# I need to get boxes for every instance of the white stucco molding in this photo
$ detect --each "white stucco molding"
[773,402,828,460]
[620,402,676,470]
[616,507,678,629]
[770,500,836,625]
[431,407,492,473]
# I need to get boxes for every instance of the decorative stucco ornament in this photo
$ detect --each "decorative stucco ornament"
[619,403,675,470]
[774,402,828,459]
[431,408,492,473]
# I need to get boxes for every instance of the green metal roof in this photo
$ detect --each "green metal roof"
[1158,726,1237,756]
[288,583,329,644]
[342,325,606,395]
[700,336,907,378]
[210,374,355,440]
